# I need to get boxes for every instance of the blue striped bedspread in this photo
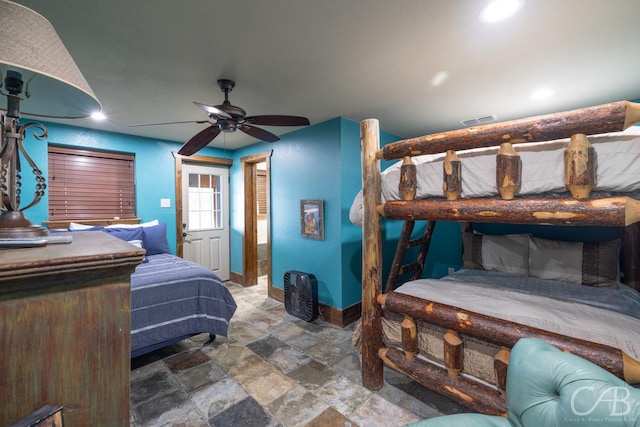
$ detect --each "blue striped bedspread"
[130,254,237,354]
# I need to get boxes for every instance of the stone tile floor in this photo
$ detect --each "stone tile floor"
[129,281,467,426]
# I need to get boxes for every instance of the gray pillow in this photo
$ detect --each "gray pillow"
[528,236,619,289]
[463,233,530,276]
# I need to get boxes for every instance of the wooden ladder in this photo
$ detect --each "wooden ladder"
[385,220,436,292]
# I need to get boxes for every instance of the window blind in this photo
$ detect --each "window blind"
[48,146,136,220]
[257,169,267,215]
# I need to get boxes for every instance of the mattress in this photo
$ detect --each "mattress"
[395,269,640,360]
[350,126,640,226]
[130,253,237,354]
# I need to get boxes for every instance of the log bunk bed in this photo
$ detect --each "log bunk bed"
[356,100,640,416]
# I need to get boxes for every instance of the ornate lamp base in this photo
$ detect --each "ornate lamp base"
[0,211,48,238]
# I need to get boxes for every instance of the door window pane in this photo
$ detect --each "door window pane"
[188,173,222,230]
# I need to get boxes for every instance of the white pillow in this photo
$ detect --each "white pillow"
[69,222,97,230]
[106,219,159,229]
[127,239,143,248]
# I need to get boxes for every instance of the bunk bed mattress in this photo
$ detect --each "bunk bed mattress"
[375,269,640,384]
[130,253,237,354]
[350,126,640,226]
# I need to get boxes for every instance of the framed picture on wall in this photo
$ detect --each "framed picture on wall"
[300,199,324,240]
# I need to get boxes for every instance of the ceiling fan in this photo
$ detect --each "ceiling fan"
[131,79,310,156]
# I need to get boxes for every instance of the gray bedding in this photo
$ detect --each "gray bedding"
[442,268,640,319]
[397,272,640,359]
[130,254,237,356]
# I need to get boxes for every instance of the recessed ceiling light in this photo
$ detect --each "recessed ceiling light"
[431,71,449,87]
[529,88,555,100]
[91,111,106,120]
[479,0,524,23]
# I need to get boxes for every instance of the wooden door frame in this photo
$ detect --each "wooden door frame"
[241,150,273,294]
[173,152,233,258]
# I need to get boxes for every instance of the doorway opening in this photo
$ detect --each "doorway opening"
[241,151,274,296]
[256,161,269,284]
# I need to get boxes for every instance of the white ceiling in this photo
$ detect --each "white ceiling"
[11,0,640,150]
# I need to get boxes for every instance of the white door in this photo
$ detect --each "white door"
[181,163,230,281]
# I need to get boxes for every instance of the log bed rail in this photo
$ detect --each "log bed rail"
[376,101,640,161]
[359,101,640,415]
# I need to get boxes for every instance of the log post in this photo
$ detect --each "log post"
[443,150,462,200]
[565,133,596,199]
[401,315,418,360]
[444,329,464,378]
[496,142,521,200]
[399,156,417,201]
[494,347,510,398]
[361,119,384,390]
[623,351,640,384]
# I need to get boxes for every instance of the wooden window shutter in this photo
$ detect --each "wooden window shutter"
[48,146,136,220]
[257,170,267,216]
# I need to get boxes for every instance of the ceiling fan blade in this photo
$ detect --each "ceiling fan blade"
[177,125,222,156]
[193,101,232,119]
[239,124,280,142]
[245,115,310,127]
[130,119,209,127]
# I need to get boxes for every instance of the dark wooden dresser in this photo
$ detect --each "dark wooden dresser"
[0,231,145,426]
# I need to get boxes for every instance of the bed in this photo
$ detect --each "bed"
[48,220,237,358]
[130,252,237,357]
[354,100,640,415]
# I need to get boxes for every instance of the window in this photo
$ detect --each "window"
[48,146,136,220]
[187,172,222,230]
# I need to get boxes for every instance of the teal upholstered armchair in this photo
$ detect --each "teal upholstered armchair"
[407,338,640,427]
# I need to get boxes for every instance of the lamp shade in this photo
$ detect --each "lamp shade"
[0,0,101,118]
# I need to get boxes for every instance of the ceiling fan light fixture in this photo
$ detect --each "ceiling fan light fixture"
[218,119,237,132]
[172,79,309,156]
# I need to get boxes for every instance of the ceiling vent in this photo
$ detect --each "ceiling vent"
[460,114,498,127]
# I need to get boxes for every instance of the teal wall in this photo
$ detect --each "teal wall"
[22,121,228,254]
[21,117,464,312]
[339,119,364,308]
[231,119,346,308]
[230,117,464,310]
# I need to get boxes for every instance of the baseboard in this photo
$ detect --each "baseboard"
[229,271,247,286]
[334,302,361,327]
[230,271,361,328]
[318,302,361,327]
[269,284,284,300]
[269,286,360,328]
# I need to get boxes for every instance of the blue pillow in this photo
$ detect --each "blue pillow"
[104,227,144,242]
[142,223,170,255]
